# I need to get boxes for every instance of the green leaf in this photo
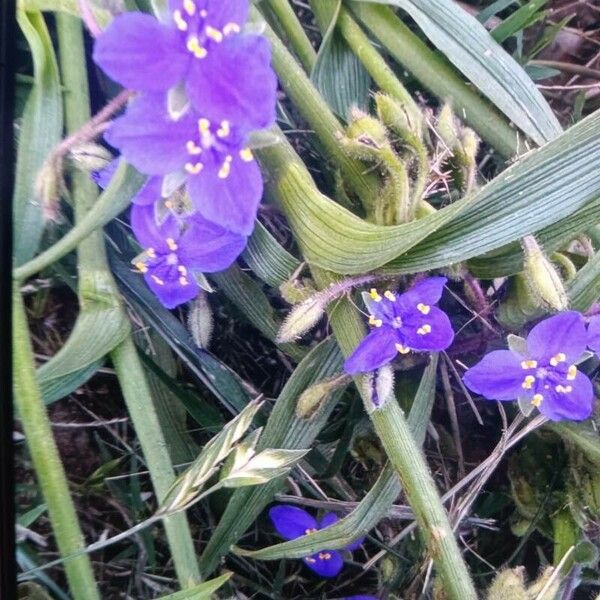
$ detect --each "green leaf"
[17,0,112,27]
[233,354,439,560]
[198,337,344,575]
[311,0,371,118]
[491,0,548,44]
[155,573,232,600]
[352,0,561,145]
[39,360,104,405]
[13,11,63,266]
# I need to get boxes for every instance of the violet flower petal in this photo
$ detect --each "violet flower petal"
[303,550,344,578]
[130,203,180,254]
[269,505,318,541]
[91,157,119,188]
[105,93,194,175]
[462,350,525,401]
[344,327,399,375]
[132,176,163,206]
[186,150,262,235]
[526,311,587,363]
[538,370,594,422]
[401,306,454,352]
[144,263,199,309]
[186,35,277,131]
[588,316,600,354]
[319,513,339,529]
[396,276,448,311]
[93,13,188,91]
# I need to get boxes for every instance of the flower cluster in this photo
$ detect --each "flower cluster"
[92,0,276,307]
[269,505,364,578]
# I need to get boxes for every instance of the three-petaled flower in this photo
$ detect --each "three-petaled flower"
[269,505,364,578]
[344,277,454,374]
[105,94,263,235]
[463,311,594,422]
[130,202,246,308]
[93,0,277,131]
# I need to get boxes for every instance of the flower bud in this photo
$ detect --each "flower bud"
[375,93,423,139]
[279,277,317,305]
[436,103,459,148]
[485,568,528,600]
[276,296,325,343]
[362,365,395,411]
[522,236,568,311]
[187,292,214,349]
[35,158,63,223]
[525,567,561,599]
[342,109,390,161]
[296,374,348,419]
[69,142,113,172]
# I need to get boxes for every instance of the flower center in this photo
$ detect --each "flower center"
[519,351,578,406]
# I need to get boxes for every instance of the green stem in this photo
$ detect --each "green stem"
[265,0,317,72]
[349,2,519,158]
[13,288,102,600]
[551,509,578,570]
[55,15,200,588]
[258,133,477,600]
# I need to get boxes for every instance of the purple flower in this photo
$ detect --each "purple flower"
[344,277,454,374]
[105,93,262,235]
[268,505,364,578]
[588,316,600,355]
[463,311,594,422]
[93,0,277,131]
[131,202,246,308]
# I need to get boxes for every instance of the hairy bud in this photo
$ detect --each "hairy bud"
[485,568,528,600]
[276,297,325,343]
[69,142,113,172]
[35,158,63,223]
[296,374,348,419]
[187,292,214,349]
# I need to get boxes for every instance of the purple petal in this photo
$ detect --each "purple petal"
[303,550,344,578]
[318,513,339,530]
[362,291,397,322]
[538,370,594,422]
[201,0,248,29]
[186,35,277,131]
[177,212,247,272]
[462,350,525,401]
[93,13,188,91]
[186,150,262,235]
[133,176,164,206]
[269,505,317,541]
[401,306,454,352]
[397,277,448,311]
[144,263,199,309]
[343,327,399,375]
[131,203,180,254]
[588,316,600,354]
[345,536,366,552]
[526,311,587,363]
[91,157,118,188]
[105,93,194,175]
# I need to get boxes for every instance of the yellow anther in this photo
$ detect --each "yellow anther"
[521,375,535,390]
[223,22,241,35]
[151,275,165,286]
[178,265,188,275]
[555,384,573,394]
[134,261,148,273]
[384,290,396,301]
[369,288,382,302]
[179,276,189,286]
[198,118,211,133]
[531,393,543,407]
[305,557,316,564]
[417,324,432,335]
[239,148,254,162]
[304,528,317,535]
[368,315,383,328]
[199,8,207,17]
[567,365,577,381]
[164,200,174,209]
[395,343,410,354]
[146,247,156,258]
[218,156,233,179]
[173,10,188,30]
[182,0,195,16]
[186,140,202,155]
[216,120,230,138]
[521,360,538,369]
[186,36,207,58]
[417,303,431,315]
[318,552,332,560]
[185,162,204,175]
[205,25,223,42]
[166,237,178,251]
[549,352,566,367]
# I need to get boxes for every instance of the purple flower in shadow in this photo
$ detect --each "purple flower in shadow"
[269,505,364,578]
[93,0,277,131]
[588,316,600,355]
[105,94,263,235]
[463,311,594,422]
[344,277,454,374]
[131,202,246,308]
